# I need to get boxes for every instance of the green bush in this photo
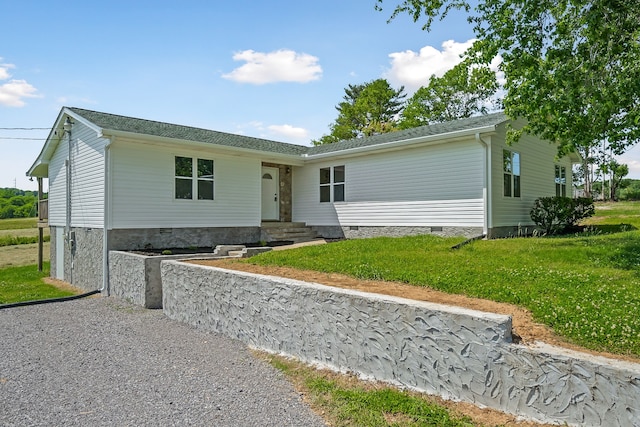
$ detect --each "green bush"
[530,196,595,235]
[620,182,640,201]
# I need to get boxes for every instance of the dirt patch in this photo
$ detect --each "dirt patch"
[191,258,639,364]
[0,242,50,269]
[42,277,89,295]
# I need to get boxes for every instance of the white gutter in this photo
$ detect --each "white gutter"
[305,125,500,161]
[101,129,306,166]
[100,137,113,295]
[475,133,493,236]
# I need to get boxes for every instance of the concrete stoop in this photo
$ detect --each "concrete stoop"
[260,222,318,244]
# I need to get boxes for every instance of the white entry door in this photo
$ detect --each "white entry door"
[261,166,279,221]
[55,227,64,280]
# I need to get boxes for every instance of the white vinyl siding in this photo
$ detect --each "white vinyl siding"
[110,142,261,228]
[293,139,485,226]
[47,122,105,228]
[47,138,67,227]
[334,199,484,227]
[490,122,573,227]
[70,125,105,227]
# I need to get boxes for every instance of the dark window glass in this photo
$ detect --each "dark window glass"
[198,180,214,200]
[320,168,331,185]
[334,184,345,202]
[175,178,192,199]
[175,156,192,177]
[504,173,511,197]
[197,159,213,179]
[320,186,331,202]
[503,150,512,173]
[513,175,521,197]
[334,165,345,183]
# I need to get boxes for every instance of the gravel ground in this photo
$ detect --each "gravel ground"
[0,297,326,427]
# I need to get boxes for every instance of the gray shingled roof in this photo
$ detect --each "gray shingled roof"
[69,107,508,157]
[306,112,508,155]
[68,107,309,155]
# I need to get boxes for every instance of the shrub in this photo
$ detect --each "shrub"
[530,196,594,235]
[620,182,640,201]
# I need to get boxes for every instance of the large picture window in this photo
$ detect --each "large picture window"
[320,165,345,202]
[175,156,214,200]
[555,165,567,197]
[503,150,521,198]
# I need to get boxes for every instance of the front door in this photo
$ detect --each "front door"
[261,166,279,221]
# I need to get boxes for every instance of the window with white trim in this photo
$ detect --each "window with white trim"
[555,165,567,197]
[503,150,521,197]
[320,165,345,202]
[175,156,214,200]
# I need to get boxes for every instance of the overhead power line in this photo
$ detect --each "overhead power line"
[0,127,51,130]
[0,137,47,140]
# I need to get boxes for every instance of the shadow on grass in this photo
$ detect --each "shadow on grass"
[586,224,638,234]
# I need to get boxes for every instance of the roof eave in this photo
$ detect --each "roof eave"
[101,128,306,166]
[304,124,500,161]
[26,107,104,178]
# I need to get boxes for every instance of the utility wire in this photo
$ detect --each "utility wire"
[0,127,51,130]
[0,137,47,140]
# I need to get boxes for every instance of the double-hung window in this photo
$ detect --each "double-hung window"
[555,165,567,197]
[503,150,521,197]
[320,165,345,202]
[175,156,214,200]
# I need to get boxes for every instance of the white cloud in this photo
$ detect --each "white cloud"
[384,39,476,92]
[0,79,40,107]
[267,124,308,140]
[233,120,309,142]
[0,58,40,107]
[0,59,14,80]
[222,49,322,84]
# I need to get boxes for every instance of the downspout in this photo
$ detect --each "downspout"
[101,137,113,295]
[63,117,74,284]
[475,133,492,237]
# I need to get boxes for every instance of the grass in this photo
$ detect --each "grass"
[246,201,640,358]
[262,353,476,427]
[0,216,50,247]
[0,263,75,304]
[0,242,51,269]
[0,217,39,230]
[0,234,51,247]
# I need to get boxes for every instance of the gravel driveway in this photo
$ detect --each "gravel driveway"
[0,297,326,426]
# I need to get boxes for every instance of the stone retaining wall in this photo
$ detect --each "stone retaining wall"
[109,250,224,308]
[161,261,640,427]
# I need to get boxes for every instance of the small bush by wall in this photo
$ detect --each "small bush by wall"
[530,197,595,235]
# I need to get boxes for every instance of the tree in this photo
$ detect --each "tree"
[377,1,640,165]
[313,79,406,145]
[399,60,499,129]
[599,160,629,201]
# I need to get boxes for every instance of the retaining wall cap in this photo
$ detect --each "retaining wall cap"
[530,342,640,373]
[168,261,513,325]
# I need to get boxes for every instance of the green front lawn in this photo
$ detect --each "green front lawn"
[0,263,75,304]
[247,202,640,358]
[265,354,476,427]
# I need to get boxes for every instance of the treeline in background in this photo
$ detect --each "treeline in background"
[0,188,45,219]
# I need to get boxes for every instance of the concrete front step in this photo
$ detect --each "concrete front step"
[261,222,317,243]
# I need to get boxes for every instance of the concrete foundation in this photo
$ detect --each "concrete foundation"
[162,262,640,427]
[109,226,261,251]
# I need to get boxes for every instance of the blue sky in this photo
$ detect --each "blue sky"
[1,0,639,191]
